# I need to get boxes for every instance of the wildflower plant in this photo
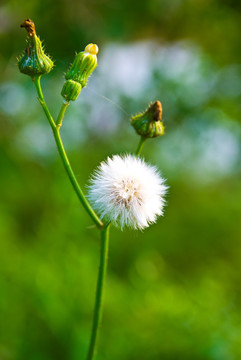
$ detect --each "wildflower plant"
[18,19,167,360]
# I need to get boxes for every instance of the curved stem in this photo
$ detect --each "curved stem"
[33,77,103,228]
[136,136,146,156]
[86,224,110,360]
[33,76,56,130]
[52,128,103,228]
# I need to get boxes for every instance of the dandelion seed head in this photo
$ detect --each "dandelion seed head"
[88,155,168,230]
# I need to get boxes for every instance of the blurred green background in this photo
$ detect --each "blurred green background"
[0,0,241,359]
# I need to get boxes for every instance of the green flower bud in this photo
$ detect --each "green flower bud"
[61,79,82,102]
[61,44,98,102]
[65,44,98,88]
[131,101,165,138]
[18,18,54,79]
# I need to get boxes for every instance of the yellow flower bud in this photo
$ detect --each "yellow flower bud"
[61,43,98,102]
[85,43,99,55]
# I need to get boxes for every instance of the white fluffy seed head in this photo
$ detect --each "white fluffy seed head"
[88,154,168,230]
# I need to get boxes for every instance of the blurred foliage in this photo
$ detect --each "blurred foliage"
[0,0,241,359]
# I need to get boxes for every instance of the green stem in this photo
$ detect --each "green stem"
[33,76,56,130]
[52,128,103,228]
[56,101,69,128]
[136,136,146,156]
[33,77,103,228]
[86,224,110,360]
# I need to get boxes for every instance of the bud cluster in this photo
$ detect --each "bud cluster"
[18,19,166,144]
[18,19,99,104]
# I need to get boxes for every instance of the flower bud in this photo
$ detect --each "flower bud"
[131,101,165,138]
[18,19,54,79]
[61,79,82,102]
[61,43,98,101]
[65,44,98,87]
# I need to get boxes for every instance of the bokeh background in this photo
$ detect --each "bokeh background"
[0,0,241,359]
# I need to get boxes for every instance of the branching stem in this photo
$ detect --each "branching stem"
[33,76,110,360]
[33,76,103,228]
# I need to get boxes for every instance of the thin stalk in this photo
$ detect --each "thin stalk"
[86,224,110,360]
[33,77,103,228]
[56,101,69,128]
[52,128,103,228]
[136,136,146,156]
[33,76,56,130]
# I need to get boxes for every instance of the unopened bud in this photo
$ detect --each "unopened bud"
[61,43,98,101]
[61,80,82,102]
[18,19,54,79]
[131,101,165,138]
